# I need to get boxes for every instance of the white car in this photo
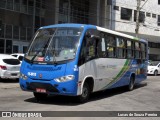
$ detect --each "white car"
[147,61,160,76]
[11,53,24,62]
[0,54,21,79]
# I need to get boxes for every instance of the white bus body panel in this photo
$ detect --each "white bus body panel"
[77,58,127,95]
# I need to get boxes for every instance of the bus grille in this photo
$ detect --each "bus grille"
[26,82,59,93]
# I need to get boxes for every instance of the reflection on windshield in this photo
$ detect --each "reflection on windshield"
[25,27,82,63]
[149,61,159,66]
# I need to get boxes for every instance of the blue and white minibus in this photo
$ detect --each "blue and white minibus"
[19,24,148,102]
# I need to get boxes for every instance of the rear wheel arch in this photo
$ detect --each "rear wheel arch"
[128,73,135,91]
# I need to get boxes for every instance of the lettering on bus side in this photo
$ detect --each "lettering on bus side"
[52,67,62,71]
[106,65,117,69]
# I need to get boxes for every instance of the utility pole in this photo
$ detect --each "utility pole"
[135,0,141,37]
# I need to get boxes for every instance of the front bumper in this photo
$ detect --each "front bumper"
[147,70,154,74]
[19,78,78,96]
[1,71,20,79]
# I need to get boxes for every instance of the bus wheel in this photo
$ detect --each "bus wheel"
[33,92,48,101]
[128,76,135,91]
[154,70,158,76]
[77,83,90,103]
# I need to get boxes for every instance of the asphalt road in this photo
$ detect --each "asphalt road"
[0,76,160,120]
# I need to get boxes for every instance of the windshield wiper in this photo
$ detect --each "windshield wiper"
[30,38,51,63]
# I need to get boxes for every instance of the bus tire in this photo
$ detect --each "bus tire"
[33,92,48,101]
[154,70,158,76]
[77,83,90,103]
[128,76,135,91]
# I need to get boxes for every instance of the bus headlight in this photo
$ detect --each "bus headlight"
[54,75,75,82]
[20,73,28,80]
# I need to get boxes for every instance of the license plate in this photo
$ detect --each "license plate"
[11,73,17,76]
[36,88,46,93]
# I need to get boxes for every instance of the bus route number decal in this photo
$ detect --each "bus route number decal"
[28,72,36,77]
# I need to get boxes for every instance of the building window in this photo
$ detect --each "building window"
[20,27,26,40]
[134,10,145,23]
[13,45,19,53]
[42,0,46,9]
[158,15,160,26]
[35,16,40,30]
[21,0,27,13]
[121,7,132,21]
[6,40,12,54]
[0,24,5,38]
[28,0,34,14]
[13,26,19,39]
[149,42,160,48]
[7,0,13,10]
[36,0,41,8]
[27,27,32,41]
[0,0,6,8]
[59,0,89,24]
[5,25,12,38]
[14,0,20,11]
[0,39,5,53]
[158,0,160,5]
[146,12,151,17]
[113,6,119,11]
[23,46,28,53]
[152,43,157,48]
[152,14,156,18]
[107,0,112,5]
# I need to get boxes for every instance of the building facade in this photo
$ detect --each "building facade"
[109,0,160,61]
[0,0,160,61]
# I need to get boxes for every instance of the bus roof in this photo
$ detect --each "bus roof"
[96,26,147,43]
[40,23,147,43]
[40,23,94,29]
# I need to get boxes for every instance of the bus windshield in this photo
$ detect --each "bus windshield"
[25,27,82,63]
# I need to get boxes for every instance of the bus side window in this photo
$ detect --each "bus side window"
[141,43,146,59]
[78,37,86,66]
[86,37,97,60]
[127,40,133,58]
[116,37,126,58]
[135,42,140,59]
[107,36,116,58]
[100,38,106,57]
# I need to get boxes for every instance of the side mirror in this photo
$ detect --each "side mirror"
[86,38,92,47]
[92,35,100,40]
[86,35,101,46]
[85,31,91,38]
